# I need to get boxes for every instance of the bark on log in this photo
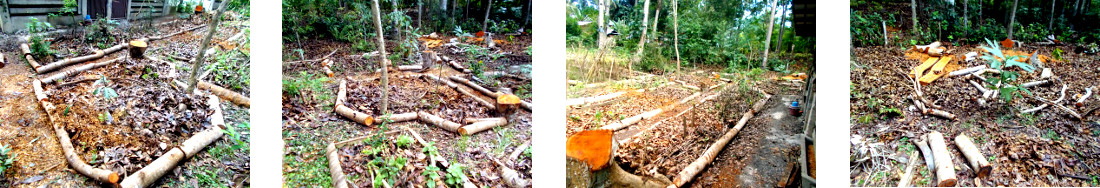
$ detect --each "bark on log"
[397,65,423,71]
[928,131,957,187]
[418,111,462,133]
[118,95,226,188]
[950,65,988,77]
[929,109,956,120]
[602,92,701,131]
[1021,80,1051,88]
[40,57,125,84]
[489,157,529,188]
[914,136,936,171]
[955,134,992,178]
[336,79,348,107]
[458,118,507,135]
[373,112,419,124]
[897,151,920,187]
[424,74,495,109]
[1076,87,1093,107]
[38,43,127,73]
[335,105,374,125]
[197,81,250,107]
[325,143,348,188]
[667,90,771,188]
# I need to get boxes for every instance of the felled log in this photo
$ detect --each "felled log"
[458,117,507,135]
[33,80,116,184]
[119,94,227,187]
[950,65,987,77]
[147,24,207,41]
[423,74,494,109]
[489,157,529,188]
[602,92,701,131]
[397,65,423,71]
[418,111,462,132]
[38,43,126,73]
[1021,80,1051,88]
[897,151,920,187]
[373,112,418,124]
[449,74,535,111]
[335,105,374,125]
[197,81,250,107]
[913,136,936,170]
[928,131,957,187]
[955,134,992,178]
[448,61,470,72]
[667,90,771,188]
[1077,87,1093,107]
[21,44,42,69]
[508,140,531,161]
[40,57,125,84]
[928,47,947,57]
[928,109,956,120]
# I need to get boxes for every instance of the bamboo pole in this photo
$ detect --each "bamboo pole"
[667,89,771,188]
[40,57,125,84]
[955,134,991,178]
[928,131,957,187]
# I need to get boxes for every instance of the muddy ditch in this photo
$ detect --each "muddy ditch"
[851,44,1100,186]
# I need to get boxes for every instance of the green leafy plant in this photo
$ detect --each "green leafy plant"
[222,122,249,151]
[92,75,118,100]
[422,141,439,157]
[0,144,15,175]
[370,156,407,186]
[1053,48,1064,61]
[980,38,1036,103]
[422,165,442,188]
[395,135,414,148]
[456,135,470,151]
[26,18,53,59]
[444,164,465,187]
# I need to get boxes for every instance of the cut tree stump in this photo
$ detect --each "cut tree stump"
[928,131,957,187]
[668,89,771,188]
[566,129,615,171]
[496,93,521,114]
[955,134,992,178]
[129,40,148,58]
[119,94,226,188]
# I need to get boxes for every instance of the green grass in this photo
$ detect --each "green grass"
[493,126,516,157]
[283,130,334,187]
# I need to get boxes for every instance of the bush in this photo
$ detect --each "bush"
[26,18,53,59]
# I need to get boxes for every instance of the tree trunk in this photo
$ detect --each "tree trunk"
[673,0,680,72]
[776,0,787,53]
[185,2,230,92]
[372,0,390,114]
[483,0,492,37]
[636,0,650,57]
[521,0,531,31]
[652,5,660,41]
[928,131,958,187]
[1050,0,1056,30]
[911,0,918,31]
[964,0,969,29]
[418,111,463,132]
[392,0,399,38]
[597,0,606,48]
[762,0,775,68]
[418,0,422,29]
[1008,0,1019,40]
[119,95,227,188]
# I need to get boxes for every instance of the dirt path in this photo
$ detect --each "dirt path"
[690,91,807,187]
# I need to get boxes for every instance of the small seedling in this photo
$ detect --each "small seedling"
[422,165,442,188]
[395,135,414,148]
[444,164,465,187]
[0,144,15,175]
